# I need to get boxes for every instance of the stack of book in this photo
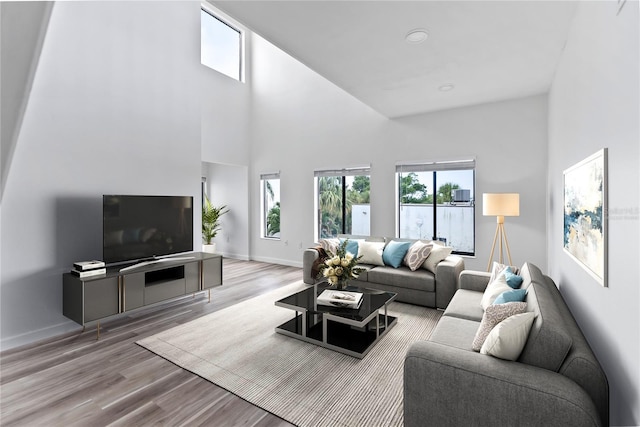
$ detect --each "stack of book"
[317,290,363,309]
[71,260,106,278]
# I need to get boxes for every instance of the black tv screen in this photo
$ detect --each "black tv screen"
[103,195,194,264]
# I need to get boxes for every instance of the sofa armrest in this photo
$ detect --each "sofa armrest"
[404,341,602,427]
[459,269,491,292]
[302,248,320,284]
[434,256,464,309]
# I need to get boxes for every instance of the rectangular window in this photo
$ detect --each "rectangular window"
[396,159,475,255]
[201,7,242,81]
[315,167,370,239]
[261,172,280,239]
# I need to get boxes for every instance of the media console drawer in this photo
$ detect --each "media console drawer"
[144,278,186,305]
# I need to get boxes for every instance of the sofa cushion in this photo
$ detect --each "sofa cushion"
[382,240,412,268]
[429,316,479,351]
[403,241,433,271]
[518,264,573,372]
[443,289,484,321]
[472,302,528,351]
[480,311,536,360]
[367,265,435,292]
[421,244,453,273]
[358,241,385,266]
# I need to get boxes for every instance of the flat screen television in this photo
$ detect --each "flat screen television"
[103,195,194,265]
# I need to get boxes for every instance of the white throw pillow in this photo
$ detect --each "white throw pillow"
[358,241,385,266]
[480,311,536,360]
[481,274,512,310]
[421,244,453,273]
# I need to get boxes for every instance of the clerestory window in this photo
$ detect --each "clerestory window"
[201,7,243,81]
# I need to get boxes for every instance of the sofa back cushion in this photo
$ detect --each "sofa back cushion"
[518,263,573,372]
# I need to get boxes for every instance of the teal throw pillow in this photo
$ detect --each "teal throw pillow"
[493,288,527,305]
[339,239,360,257]
[382,240,412,268]
[504,267,524,289]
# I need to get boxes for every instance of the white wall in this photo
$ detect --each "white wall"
[247,29,549,272]
[0,1,202,349]
[202,162,249,259]
[548,2,639,425]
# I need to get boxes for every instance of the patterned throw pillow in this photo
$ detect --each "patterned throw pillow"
[319,238,340,254]
[403,241,433,271]
[472,302,528,351]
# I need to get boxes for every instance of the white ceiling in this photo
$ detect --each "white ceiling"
[212,1,578,119]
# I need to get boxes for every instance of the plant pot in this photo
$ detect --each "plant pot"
[203,243,216,254]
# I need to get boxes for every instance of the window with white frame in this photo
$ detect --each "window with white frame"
[396,159,475,255]
[315,167,370,239]
[261,172,280,239]
[201,7,243,81]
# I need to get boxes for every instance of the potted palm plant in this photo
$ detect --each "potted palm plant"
[202,195,229,253]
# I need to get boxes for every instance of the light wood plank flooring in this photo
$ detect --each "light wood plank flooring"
[0,258,300,426]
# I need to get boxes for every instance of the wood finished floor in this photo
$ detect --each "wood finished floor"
[0,258,300,426]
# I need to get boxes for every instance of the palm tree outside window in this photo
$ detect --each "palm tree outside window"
[315,167,370,239]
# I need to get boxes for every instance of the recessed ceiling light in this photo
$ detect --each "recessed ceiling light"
[405,29,428,44]
[438,84,455,92]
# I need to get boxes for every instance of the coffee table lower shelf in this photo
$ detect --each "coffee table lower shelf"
[275,313,397,358]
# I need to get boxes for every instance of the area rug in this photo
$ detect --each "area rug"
[137,281,442,427]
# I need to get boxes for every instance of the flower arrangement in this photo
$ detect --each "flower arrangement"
[317,239,365,290]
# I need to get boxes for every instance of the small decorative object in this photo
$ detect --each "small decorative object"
[563,148,608,286]
[317,239,365,290]
[202,194,229,253]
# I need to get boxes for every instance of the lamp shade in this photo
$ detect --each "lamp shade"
[483,193,520,217]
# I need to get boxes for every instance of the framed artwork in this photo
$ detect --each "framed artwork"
[563,148,608,287]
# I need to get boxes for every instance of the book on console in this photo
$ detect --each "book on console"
[71,268,107,278]
[73,260,106,271]
[317,290,363,309]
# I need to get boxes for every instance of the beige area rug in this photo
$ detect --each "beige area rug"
[137,281,442,427]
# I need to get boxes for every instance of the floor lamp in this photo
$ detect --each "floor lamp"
[483,193,519,271]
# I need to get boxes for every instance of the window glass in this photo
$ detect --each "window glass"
[201,9,242,81]
[397,161,475,255]
[261,174,280,239]
[316,168,370,239]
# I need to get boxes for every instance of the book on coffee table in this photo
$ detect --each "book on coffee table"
[317,290,363,309]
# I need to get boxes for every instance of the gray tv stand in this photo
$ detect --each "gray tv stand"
[63,252,222,339]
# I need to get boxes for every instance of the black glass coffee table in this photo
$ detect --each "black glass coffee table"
[274,282,397,358]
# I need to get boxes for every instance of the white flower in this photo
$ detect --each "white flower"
[331,256,341,265]
[345,252,354,261]
[324,267,335,277]
[328,275,338,285]
[325,258,334,266]
[340,258,350,267]
[334,266,344,276]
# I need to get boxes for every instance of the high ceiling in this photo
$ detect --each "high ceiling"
[212,1,578,118]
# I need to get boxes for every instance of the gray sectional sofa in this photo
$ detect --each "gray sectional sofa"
[302,235,464,309]
[404,262,609,427]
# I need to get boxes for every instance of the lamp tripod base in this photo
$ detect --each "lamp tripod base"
[486,216,514,271]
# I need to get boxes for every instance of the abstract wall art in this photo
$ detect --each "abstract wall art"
[563,148,608,286]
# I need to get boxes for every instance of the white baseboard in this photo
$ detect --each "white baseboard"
[250,255,302,269]
[1,320,80,352]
